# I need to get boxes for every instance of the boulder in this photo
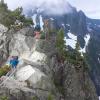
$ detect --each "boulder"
[16,65,55,92]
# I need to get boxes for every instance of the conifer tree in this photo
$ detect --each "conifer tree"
[75,41,80,51]
[56,29,66,60]
[0,0,7,11]
[74,41,84,67]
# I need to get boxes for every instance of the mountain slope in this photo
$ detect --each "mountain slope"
[86,18,100,95]
[24,2,100,96]
[0,1,99,99]
[0,24,98,100]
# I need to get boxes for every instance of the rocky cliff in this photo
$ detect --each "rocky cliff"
[0,24,98,100]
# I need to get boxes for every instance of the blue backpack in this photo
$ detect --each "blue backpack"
[10,57,19,68]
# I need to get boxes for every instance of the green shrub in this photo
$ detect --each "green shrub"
[47,93,53,100]
[0,65,11,77]
[40,32,45,39]
[32,96,37,100]
[0,96,8,100]
[56,29,66,60]
[0,1,33,28]
[24,17,33,27]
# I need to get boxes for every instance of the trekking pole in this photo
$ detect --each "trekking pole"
[0,69,17,87]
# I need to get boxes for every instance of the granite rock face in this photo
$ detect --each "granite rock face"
[0,24,8,66]
[0,26,98,100]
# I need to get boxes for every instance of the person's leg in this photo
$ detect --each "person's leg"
[11,65,15,72]
[14,65,16,70]
[13,66,16,79]
[6,71,11,76]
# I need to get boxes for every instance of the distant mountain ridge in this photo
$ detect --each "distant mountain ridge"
[87,18,100,25]
[26,3,100,96]
[0,0,99,99]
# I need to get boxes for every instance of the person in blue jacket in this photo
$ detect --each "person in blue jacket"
[10,56,19,69]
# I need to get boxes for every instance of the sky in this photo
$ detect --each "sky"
[68,0,100,19]
[4,0,100,19]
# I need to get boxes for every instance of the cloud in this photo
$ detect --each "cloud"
[4,0,74,15]
[67,0,100,19]
[4,0,100,19]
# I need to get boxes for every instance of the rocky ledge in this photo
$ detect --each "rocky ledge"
[0,24,98,100]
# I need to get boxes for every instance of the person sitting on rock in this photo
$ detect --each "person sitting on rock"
[10,56,19,70]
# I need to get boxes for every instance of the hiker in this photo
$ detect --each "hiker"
[10,56,19,70]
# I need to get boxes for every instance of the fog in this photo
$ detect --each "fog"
[4,0,73,15]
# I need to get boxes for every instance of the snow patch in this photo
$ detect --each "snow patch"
[68,32,77,41]
[84,34,90,45]
[65,33,90,56]
[64,32,77,49]
[66,24,70,27]
[64,37,77,49]
[79,34,90,53]
[32,14,37,27]
[50,18,54,21]
[62,23,65,28]
[40,15,44,30]
[98,58,100,63]
[32,14,44,30]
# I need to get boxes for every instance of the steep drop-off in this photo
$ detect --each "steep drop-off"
[0,25,98,100]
